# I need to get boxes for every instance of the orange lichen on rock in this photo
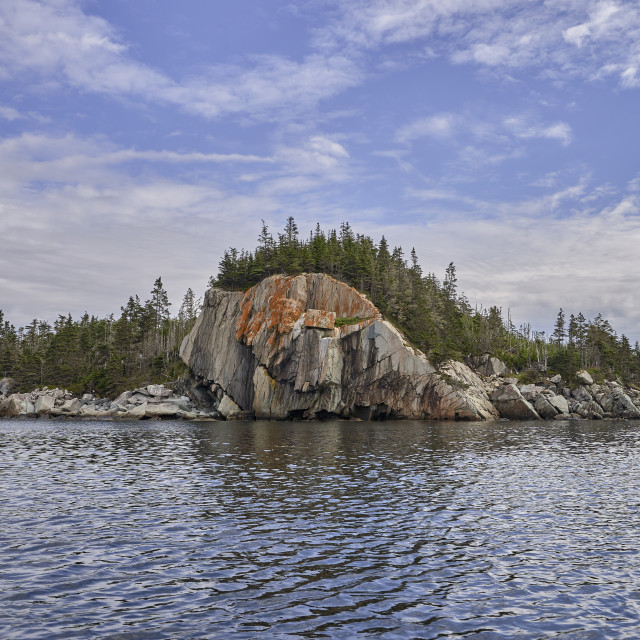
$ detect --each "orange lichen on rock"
[236,275,305,345]
[236,273,382,349]
[304,309,336,329]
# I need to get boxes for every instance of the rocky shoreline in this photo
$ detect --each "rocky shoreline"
[1,365,640,422]
[0,382,219,421]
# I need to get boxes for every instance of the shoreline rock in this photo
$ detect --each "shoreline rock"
[0,383,219,421]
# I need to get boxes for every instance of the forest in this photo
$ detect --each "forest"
[2,217,639,395]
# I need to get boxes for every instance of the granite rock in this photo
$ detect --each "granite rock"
[180,274,499,421]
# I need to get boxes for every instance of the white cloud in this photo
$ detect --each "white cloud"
[0,105,23,120]
[325,0,640,89]
[504,116,572,146]
[396,113,457,143]
[0,130,360,325]
[0,0,362,121]
[396,111,572,161]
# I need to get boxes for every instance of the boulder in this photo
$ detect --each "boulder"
[113,390,133,407]
[571,386,592,403]
[607,388,640,418]
[78,405,110,418]
[0,395,22,418]
[180,273,499,421]
[534,394,559,419]
[144,402,180,418]
[491,383,541,420]
[520,384,544,401]
[34,395,55,416]
[147,384,173,398]
[59,398,81,415]
[547,394,569,415]
[217,394,241,419]
[22,400,36,416]
[468,354,508,377]
[550,374,562,384]
[577,370,594,385]
[125,403,148,419]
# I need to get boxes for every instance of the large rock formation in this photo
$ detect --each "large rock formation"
[180,273,500,420]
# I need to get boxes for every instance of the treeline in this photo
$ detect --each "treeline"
[2,218,639,396]
[213,217,640,385]
[0,279,199,396]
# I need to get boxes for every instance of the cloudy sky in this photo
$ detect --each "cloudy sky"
[1,0,639,340]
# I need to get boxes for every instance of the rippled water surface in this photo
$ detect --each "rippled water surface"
[2,419,640,639]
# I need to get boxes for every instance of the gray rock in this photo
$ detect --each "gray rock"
[180,273,499,421]
[35,395,55,416]
[577,370,594,385]
[59,398,81,414]
[113,391,133,407]
[147,384,173,398]
[547,395,569,415]
[218,395,241,419]
[490,383,541,420]
[18,400,35,416]
[1,395,22,417]
[534,394,559,419]
[125,403,148,419]
[129,393,151,405]
[571,386,592,403]
[550,374,562,384]
[520,384,544,401]
[144,402,181,418]
[468,354,508,377]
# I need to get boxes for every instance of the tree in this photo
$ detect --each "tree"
[552,308,566,346]
[443,262,457,300]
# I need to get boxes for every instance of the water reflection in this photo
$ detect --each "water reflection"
[1,418,640,638]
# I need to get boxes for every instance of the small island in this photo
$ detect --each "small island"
[2,219,639,422]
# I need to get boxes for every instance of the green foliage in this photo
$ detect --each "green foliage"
[0,281,201,396]
[516,369,546,385]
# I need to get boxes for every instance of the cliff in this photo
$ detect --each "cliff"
[179,273,499,420]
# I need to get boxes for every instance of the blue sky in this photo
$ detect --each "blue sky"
[1,0,640,341]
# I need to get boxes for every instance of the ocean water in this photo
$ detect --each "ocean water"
[2,418,640,639]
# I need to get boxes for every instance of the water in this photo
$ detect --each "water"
[2,419,640,639]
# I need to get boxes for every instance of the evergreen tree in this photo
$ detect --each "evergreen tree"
[552,308,566,345]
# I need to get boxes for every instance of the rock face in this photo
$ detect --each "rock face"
[180,273,499,421]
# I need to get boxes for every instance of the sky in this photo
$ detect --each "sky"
[1,0,639,341]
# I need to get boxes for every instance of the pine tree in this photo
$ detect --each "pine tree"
[552,308,566,345]
[443,262,457,300]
